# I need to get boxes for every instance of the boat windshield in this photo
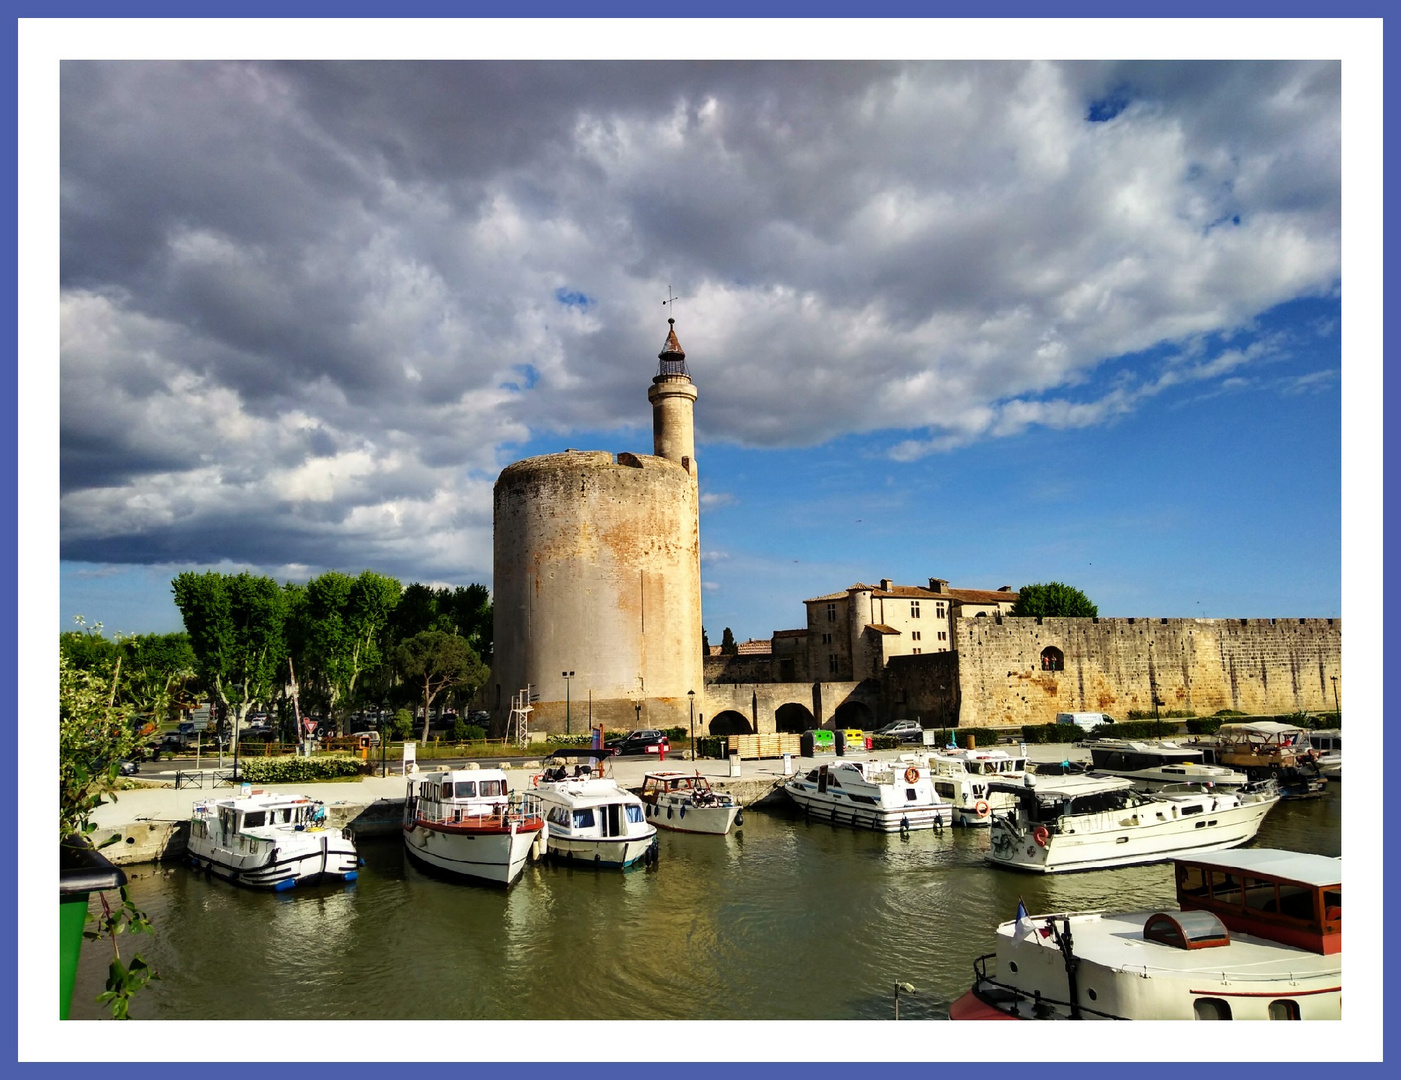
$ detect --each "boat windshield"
[626,805,645,824]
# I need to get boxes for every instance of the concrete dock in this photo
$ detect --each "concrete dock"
[88,743,1091,869]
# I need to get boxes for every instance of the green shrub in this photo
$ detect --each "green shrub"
[1125,708,1196,721]
[1087,720,1184,740]
[1185,717,1223,736]
[696,736,726,759]
[1213,709,1245,717]
[238,755,366,783]
[869,735,900,751]
[1020,723,1084,745]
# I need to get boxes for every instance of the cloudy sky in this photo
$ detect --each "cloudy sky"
[43,31,1372,643]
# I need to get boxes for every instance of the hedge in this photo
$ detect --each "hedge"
[1020,723,1086,745]
[1087,720,1185,740]
[237,755,367,783]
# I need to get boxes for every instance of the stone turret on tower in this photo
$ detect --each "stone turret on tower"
[648,318,698,475]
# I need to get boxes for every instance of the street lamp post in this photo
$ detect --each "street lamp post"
[562,671,575,736]
[1330,675,1339,714]
[688,690,696,760]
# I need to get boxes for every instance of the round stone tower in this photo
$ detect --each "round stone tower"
[491,320,704,734]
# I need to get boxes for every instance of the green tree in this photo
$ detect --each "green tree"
[702,627,710,654]
[114,632,198,732]
[1010,582,1099,618]
[396,630,489,743]
[720,627,738,656]
[171,571,288,754]
[300,570,401,719]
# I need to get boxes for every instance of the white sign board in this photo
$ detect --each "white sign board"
[402,742,416,775]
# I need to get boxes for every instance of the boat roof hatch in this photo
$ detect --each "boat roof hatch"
[1143,910,1230,950]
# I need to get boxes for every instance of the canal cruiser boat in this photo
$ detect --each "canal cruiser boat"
[187,791,359,891]
[402,766,548,886]
[923,747,1029,827]
[533,750,659,868]
[1306,729,1341,780]
[1192,721,1326,798]
[950,847,1341,1019]
[984,773,1279,874]
[639,771,742,835]
[1086,739,1250,793]
[782,758,953,832]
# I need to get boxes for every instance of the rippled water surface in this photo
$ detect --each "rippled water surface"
[70,784,1341,1020]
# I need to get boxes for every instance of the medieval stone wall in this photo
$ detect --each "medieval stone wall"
[953,616,1342,727]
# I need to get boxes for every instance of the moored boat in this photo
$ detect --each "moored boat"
[1306,729,1341,780]
[950,848,1341,1019]
[985,772,1279,873]
[187,791,359,890]
[534,750,659,869]
[639,771,742,834]
[1086,738,1250,792]
[782,758,953,832]
[924,747,1030,826]
[402,766,547,886]
[1192,721,1326,798]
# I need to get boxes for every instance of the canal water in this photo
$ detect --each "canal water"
[68,785,1341,1023]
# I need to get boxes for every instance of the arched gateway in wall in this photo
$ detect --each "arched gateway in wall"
[709,711,753,737]
[775,702,815,732]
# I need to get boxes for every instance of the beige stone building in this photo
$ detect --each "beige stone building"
[491,320,703,734]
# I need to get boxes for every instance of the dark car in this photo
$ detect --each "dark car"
[605,729,671,756]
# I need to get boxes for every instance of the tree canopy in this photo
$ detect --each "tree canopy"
[396,630,489,742]
[1009,582,1099,618]
[720,627,738,655]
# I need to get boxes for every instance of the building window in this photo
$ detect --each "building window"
[936,603,945,617]
[911,601,921,618]
[938,631,947,641]
[828,654,839,675]
[911,631,921,642]
[827,603,837,622]
[1041,646,1065,672]
[912,648,922,655]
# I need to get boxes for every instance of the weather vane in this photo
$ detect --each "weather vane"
[662,286,683,317]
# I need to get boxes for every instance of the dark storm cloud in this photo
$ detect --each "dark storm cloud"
[59,59,1340,580]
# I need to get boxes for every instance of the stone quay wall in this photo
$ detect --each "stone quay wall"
[954,616,1341,728]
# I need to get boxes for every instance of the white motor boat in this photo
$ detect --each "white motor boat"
[1086,738,1250,792]
[782,758,953,832]
[187,791,359,890]
[534,751,658,869]
[1306,729,1341,780]
[1193,721,1326,798]
[402,766,548,887]
[924,747,1030,826]
[951,848,1341,1019]
[639,771,742,835]
[985,773,1279,873]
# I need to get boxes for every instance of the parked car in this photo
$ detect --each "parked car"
[605,729,671,756]
[874,720,924,745]
[119,759,139,777]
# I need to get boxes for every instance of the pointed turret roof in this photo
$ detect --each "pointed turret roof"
[659,318,686,361]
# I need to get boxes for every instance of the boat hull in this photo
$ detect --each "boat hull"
[403,818,545,886]
[783,787,952,832]
[545,832,658,868]
[986,797,1275,873]
[186,829,358,890]
[643,795,740,835]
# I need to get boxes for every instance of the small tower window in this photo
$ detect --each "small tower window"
[911,601,921,618]
[1041,647,1064,672]
[827,603,837,622]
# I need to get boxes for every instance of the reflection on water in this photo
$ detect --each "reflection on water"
[70,784,1340,1020]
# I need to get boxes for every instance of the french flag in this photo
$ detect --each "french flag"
[1014,898,1030,937]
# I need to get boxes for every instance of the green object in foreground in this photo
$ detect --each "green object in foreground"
[59,895,88,1020]
[59,838,127,1020]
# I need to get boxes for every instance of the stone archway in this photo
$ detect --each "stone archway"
[709,710,753,737]
[774,702,815,733]
[832,699,876,729]
[1040,646,1065,672]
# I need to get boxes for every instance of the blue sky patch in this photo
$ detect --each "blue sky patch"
[555,288,593,310]
[1086,87,1131,123]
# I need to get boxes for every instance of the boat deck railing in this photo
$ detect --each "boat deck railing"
[967,953,1127,1020]
[415,791,546,829]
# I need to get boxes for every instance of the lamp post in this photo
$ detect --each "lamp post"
[562,671,575,736]
[1330,675,1339,714]
[894,981,916,1020]
[688,690,695,760]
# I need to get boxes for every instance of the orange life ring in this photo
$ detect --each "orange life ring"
[1032,825,1049,847]
[974,799,991,818]
[904,766,920,784]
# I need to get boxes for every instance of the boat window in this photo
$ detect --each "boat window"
[1208,870,1243,906]
[934,782,956,799]
[805,770,821,782]
[1193,998,1232,1020]
[1323,890,1341,925]
[243,811,266,828]
[1268,1000,1301,1020]
[1179,804,1203,817]
[481,780,506,797]
[452,781,476,798]
[1243,877,1279,913]
[572,808,595,829]
[625,805,645,824]
[548,807,570,827]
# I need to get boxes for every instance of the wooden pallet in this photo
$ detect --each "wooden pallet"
[726,733,802,760]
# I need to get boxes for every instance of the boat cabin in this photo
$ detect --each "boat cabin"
[641,772,716,798]
[1174,849,1341,955]
[1089,741,1203,772]
[987,775,1145,825]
